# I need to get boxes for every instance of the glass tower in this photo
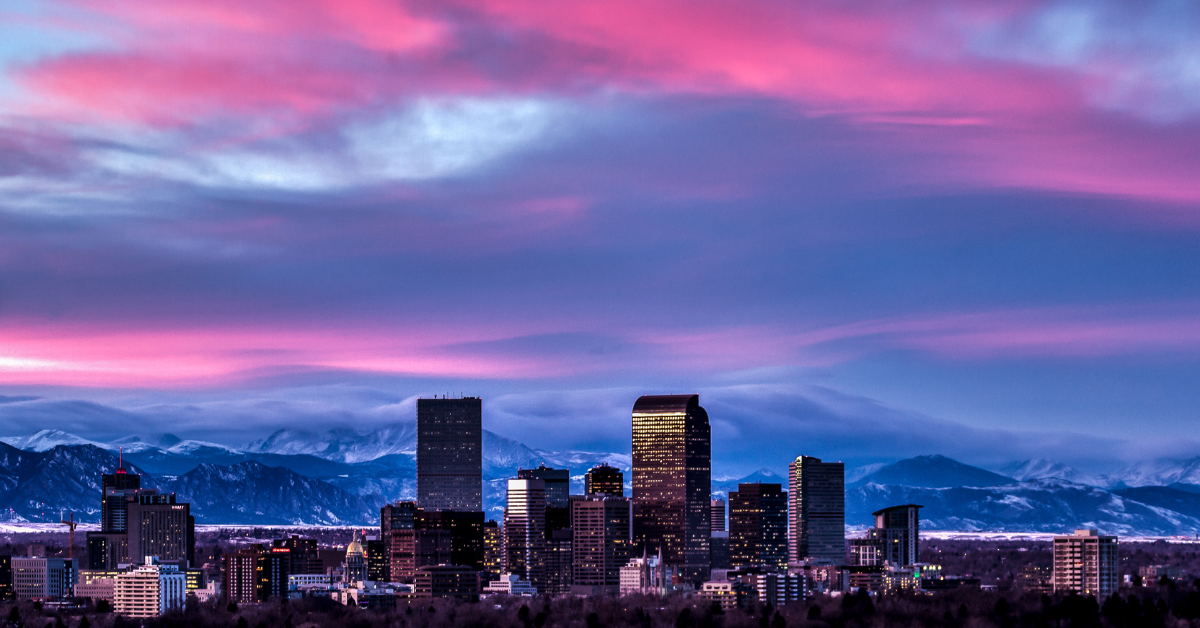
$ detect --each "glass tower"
[416,397,483,512]
[631,394,711,582]
[788,455,844,564]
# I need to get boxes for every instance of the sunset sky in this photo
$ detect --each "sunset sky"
[1,0,1198,473]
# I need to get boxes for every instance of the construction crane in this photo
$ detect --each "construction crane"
[59,511,78,560]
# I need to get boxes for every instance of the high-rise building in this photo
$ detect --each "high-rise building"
[729,483,788,570]
[0,556,11,601]
[223,545,289,603]
[126,495,194,567]
[272,536,322,575]
[504,479,546,591]
[571,496,631,594]
[585,464,624,497]
[710,498,726,533]
[416,510,485,570]
[788,456,844,564]
[545,529,574,595]
[113,558,186,618]
[386,529,452,583]
[709,532,730,570]
[417,397,482,512]
[519,464,570,508]
[483,520,502,576]
[631,394,711,582]
[101,467,141,533]
[1053,529,1118,598]
[872,505,922,566]
[366,540,388,582]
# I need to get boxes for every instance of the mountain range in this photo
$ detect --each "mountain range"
[3,427,1200,535]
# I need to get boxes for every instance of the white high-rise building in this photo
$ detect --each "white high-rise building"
[504,479,547,590]
[113,557,187,618]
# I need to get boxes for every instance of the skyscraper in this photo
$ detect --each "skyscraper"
[504,479,546,591]
[631,394,711,582]
[872,504,922,566]
[710,498,726,533]
[518,464,570,508]
[788,456,844,564]
[571,496,631,594]
[585,464,624,497]
[126,494,194,567]
[417,397,483,512]
[729,483,788,570]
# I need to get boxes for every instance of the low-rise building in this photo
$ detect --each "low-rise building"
[13,556,77,600]
[697,581,752,610]
[482,573,537,596]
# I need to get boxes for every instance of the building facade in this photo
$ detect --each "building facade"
[572,496,631,593]
[12,556,76,600]
[788,456,844,564]
[585,464,624,497]
[413,565,479,600]
[519,464,570,508]
[1053,529,1118,598]
[503,478,546,590]
[710,498,726,533]
[113,559,186,618]
[631,394,711,582]
[873,505,922,566]
[416,397,483,512]
[729,483,788,570]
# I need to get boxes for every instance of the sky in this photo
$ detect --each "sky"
[1,0,1199,476]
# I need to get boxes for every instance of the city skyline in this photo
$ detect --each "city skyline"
[1,2,1199,475]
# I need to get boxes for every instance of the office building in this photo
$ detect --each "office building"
[366,539,388,582]
[413,565,479,601]
[0,556,11,600]
[417,397,483,511]
[788,456,844,564]
[223,545,289,603]
[729,483,788,570]
[13,556,76,600]
[571,496,631,594]
[519,464,570,508]
[873,505,922,566]
[113,558,186,618]
[75,571,116,602]
[416,510,485,570]
[126,495,194,567]
[631,394,711,582]
[272,536,322,575]
[585,464,624,497]
[710,532,730,570]
[387,529,452,583]
[504,478,546,589]
[545,529,574,595]
[483,521,502,575]
[101,466,142,533]
[710,498,726,533]
[1053,529,1118,598]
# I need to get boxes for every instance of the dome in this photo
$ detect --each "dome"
[345,529,365,557]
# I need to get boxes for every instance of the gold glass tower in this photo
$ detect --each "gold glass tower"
[631,394,711,582]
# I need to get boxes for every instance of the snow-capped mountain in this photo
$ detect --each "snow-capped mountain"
[852,455,1015,488]
[1110,457,1200,488]
[246,424,418,464]
[0,429,107,452]
[998,459,1108,487]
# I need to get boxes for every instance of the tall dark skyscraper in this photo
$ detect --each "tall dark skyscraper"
[788,455,844,564]
[518,464,570,508]
[572,496,631,594]
[631,394,711,582]
[585,464,624,497]
[728,483,787,570]
[87,462,194,570]
[417,397,483,512]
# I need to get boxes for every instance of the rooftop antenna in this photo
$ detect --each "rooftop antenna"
[119,446,123,469]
